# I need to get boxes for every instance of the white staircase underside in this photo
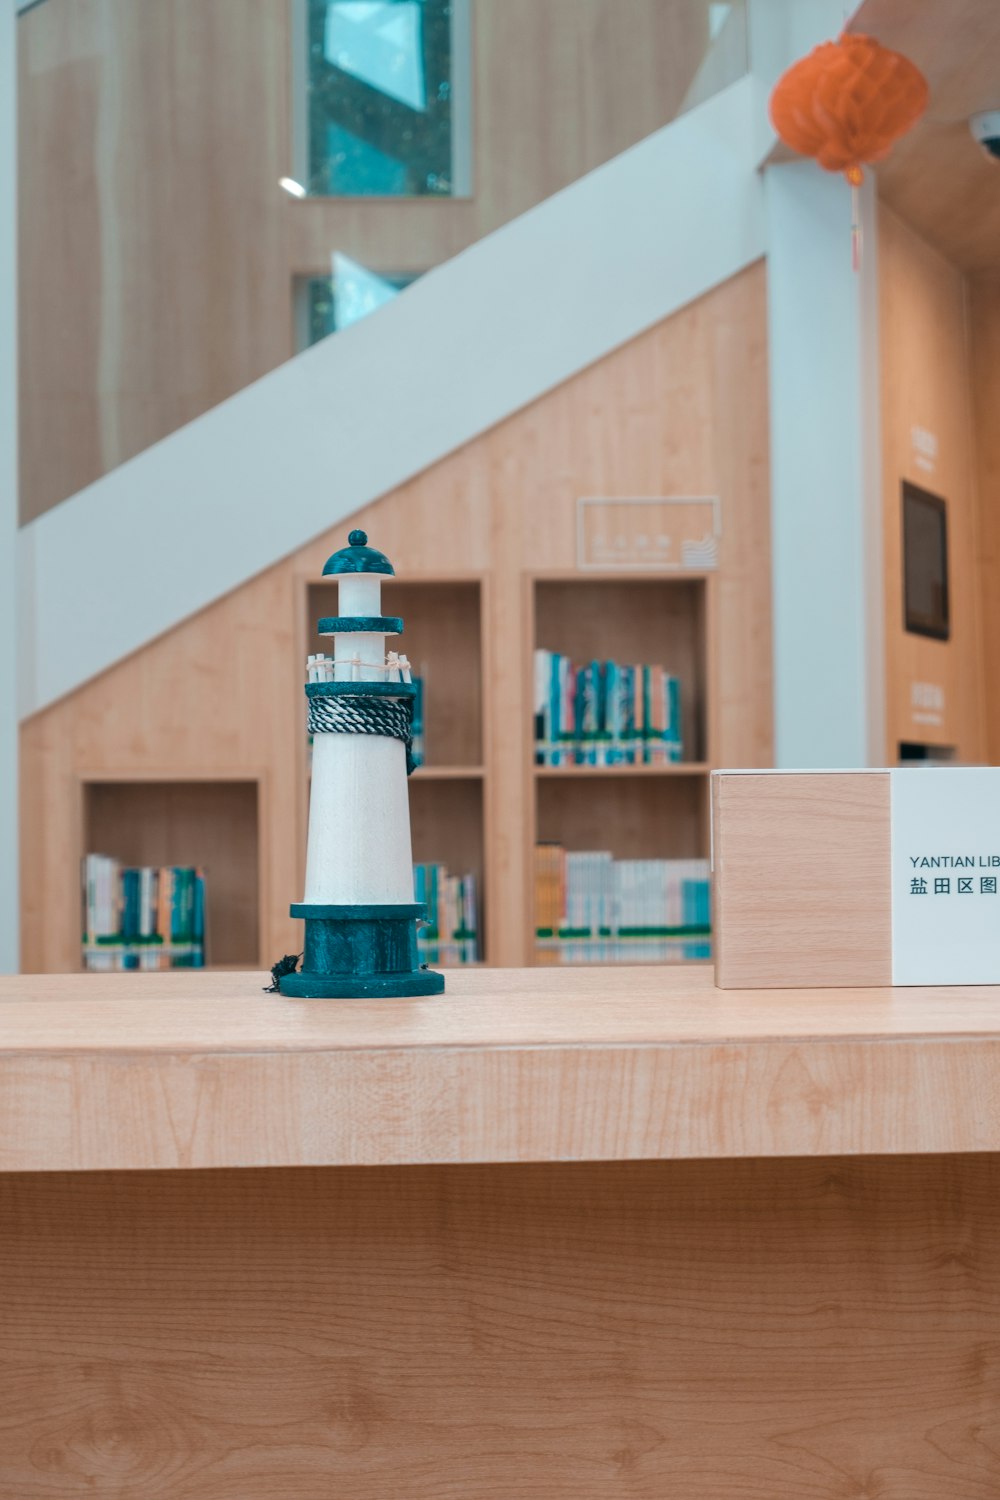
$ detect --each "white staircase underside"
[19,75,765,716]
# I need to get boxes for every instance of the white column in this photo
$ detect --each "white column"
[765,160,884,767]
[0,3,18,972]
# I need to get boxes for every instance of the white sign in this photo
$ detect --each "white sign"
[576,497,721,570]
[910,680,945,728]
[891,767,1000,985]
[910,424,938,475]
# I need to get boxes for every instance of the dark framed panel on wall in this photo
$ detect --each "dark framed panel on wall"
[902,481,950,641]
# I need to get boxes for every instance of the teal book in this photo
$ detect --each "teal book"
[619,666,636,765]
[411,676,425,768]
[667,674,683,762]
[641,666,652,766]
[192,870,206,967]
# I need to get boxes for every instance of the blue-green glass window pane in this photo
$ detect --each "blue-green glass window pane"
[307,0,456,197]
[299,259,419,348]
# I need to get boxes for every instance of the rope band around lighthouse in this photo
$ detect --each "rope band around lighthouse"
[307,693,417,775]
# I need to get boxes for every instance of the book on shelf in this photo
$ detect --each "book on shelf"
[414,861,478,965]
[81,854,206,970]
[534,843,710,964]
[533,650,683,766]
[410,675,425,769]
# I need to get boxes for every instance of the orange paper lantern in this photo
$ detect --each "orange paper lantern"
[770,32,928,183]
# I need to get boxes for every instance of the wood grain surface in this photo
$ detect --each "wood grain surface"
[878,207,985,763]
[713,772,893,989]
[2,1156,1000,1498]
[969,270,1000,766]
[5,968,1000,1170]
[854,0,1000,272]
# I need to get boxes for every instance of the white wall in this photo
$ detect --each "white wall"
[0,1,17,971]
[765,161,883,767]
[19,76,766,716]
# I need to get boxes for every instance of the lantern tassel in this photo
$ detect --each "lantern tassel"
[844,164,864,272]
[851,180,862,272]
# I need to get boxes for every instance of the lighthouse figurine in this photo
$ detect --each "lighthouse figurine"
[280,530,445,999]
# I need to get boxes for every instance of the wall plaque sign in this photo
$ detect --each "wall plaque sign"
[577,497,720,571]
[910,679,945,729]
[910,424,938,476]
[713,767,1000,989]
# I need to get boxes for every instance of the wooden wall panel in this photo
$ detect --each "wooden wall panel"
[2,1155,1000,1496]
[18,0,720,522]
[878,206,985,762]
[969,272,1000,763]
[20,262,771,972]
[18,0,292,522]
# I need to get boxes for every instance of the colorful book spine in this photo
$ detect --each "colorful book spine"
[534,650,685,766]
[81,858,207,971]
[414,862,479,964]
[534,845,710,964]
[533,649,549,765]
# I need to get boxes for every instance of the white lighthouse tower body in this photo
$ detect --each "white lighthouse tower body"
[280,530,444,1000]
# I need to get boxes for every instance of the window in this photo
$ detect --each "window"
[295,256,419,348]
[298,0,471,198]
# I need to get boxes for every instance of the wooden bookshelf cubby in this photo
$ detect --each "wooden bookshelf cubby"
[307,578,483,768]
[529,573,715,966]
[410,776,486,962]
[303,577,488,964]
[533,575,711,764]
[535,774,707,860]
[82,777,262,968]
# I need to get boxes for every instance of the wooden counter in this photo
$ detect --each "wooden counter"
[3,966,1000,1170]
[3,968,1000,1496]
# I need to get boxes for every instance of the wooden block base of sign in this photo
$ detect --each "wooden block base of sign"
[712,771,893,989]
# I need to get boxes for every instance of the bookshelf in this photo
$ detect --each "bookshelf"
[39,563,720,978]
[304,576,488,963]
[70,569,713,976]
[529,574,715,966]
[81,777,262,969]
[21,263,775,976]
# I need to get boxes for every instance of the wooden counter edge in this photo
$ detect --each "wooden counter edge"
[3,1030,1000,1172]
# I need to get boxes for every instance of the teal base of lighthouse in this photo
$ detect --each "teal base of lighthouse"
[279,902,445,1000]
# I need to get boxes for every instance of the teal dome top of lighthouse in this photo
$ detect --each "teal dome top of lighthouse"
[322,529,395,577]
